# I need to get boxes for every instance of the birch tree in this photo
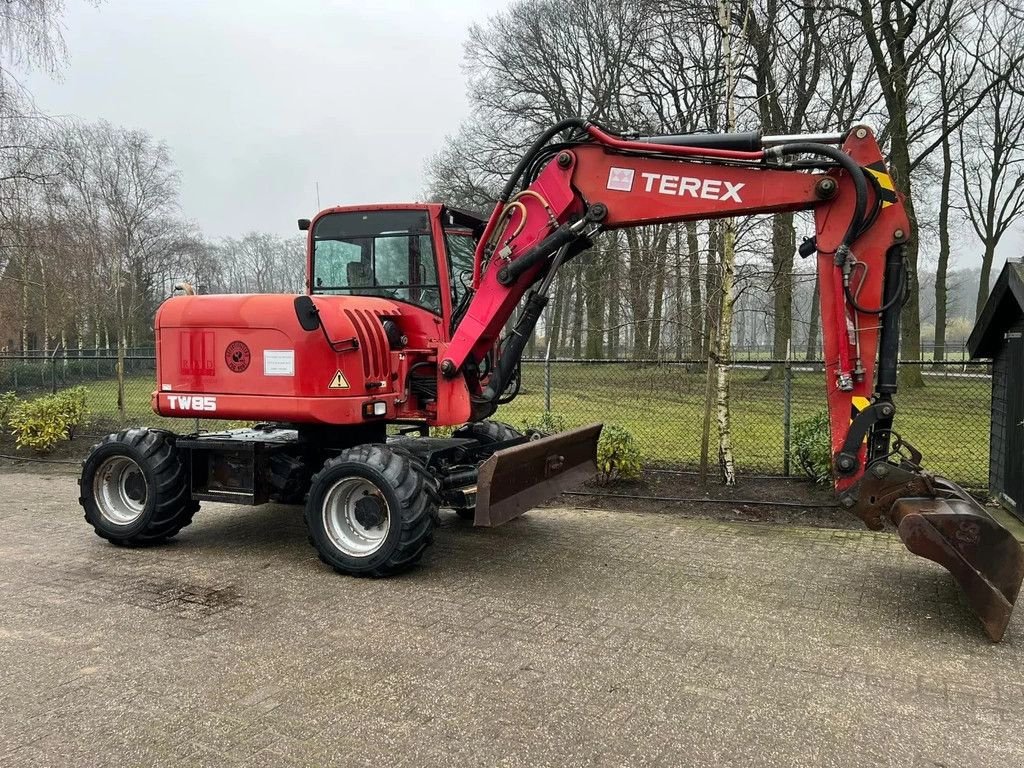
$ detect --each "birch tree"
[715,0,740,485]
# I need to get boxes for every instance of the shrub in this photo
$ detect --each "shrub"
[792,409,833,484]
[519,411,567,437]
[0,391,16,429]
[596,423,642,485]
[8,387,89,453]
[53,386,88,439]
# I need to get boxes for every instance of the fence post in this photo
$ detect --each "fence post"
[782,356,792,476]
[544,337,553,413]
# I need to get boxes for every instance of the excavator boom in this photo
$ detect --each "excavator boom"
[441,119,1024,640]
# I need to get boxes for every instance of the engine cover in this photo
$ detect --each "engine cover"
[152,294,403,424]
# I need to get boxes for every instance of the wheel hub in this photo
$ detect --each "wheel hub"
[93,455,148,526]
[322,477,391,557]
[123,471,146,503]
[354,495,386,528]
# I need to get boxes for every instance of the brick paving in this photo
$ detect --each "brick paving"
[1,470,1022,767]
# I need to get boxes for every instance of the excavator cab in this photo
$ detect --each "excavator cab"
[309,208,446,313]
[305,206,486,327]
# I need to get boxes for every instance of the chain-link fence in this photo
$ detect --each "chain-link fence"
[0,351,992,489]
[504,358,992,489]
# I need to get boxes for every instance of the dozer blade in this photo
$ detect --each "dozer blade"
[473,423,602,527]
[890,496,1024,641]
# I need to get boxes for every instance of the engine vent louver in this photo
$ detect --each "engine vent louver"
[344,309,390,381]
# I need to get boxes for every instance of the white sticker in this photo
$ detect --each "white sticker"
[264,349,295,376]
[161,384,172,391]
[606,166,635,192]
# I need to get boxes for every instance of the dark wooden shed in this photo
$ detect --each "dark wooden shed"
[967,260,1024,518]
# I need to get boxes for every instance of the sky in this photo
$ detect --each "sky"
[19,0,1018,277]
[24,0,506,239]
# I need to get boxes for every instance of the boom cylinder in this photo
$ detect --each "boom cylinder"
[877,245,904,395]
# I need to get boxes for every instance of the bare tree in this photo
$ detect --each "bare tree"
[959,34,1024,318]
[49,120,182,415]
[828,0,1022,384]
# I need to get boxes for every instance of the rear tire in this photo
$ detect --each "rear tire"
[79,429,198,546]
[304,444,439,576]
[452,419,522,445]
[450,420,523,519]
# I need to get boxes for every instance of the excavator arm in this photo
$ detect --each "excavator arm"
[441,118,1023,641]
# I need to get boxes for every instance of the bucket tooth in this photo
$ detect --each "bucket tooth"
[890,497,1024,642]
[473,423,602,527]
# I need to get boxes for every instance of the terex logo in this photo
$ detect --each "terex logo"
[605,167,745,202]
[642,172,744,202]
[167,395,217,412]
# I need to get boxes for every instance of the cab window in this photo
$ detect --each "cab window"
[445,231,476,310]
[312,211,442,314]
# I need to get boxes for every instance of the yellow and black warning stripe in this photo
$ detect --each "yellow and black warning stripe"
[849,395,871,422]
[864,161,898,208]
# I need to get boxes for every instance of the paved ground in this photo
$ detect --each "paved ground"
[1,471,1023,767]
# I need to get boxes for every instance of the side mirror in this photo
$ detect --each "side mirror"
[294,295,321,332]
[298,218,311,231]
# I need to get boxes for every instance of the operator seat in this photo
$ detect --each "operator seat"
[347,261,391,298]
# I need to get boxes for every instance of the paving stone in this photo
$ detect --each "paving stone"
[0,471,1022,767]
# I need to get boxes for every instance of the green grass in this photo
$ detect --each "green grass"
[498,363,990,488]
[58,363,990,488]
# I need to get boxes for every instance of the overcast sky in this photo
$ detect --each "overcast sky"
[21,0,1017,276]
[25,0,506,240]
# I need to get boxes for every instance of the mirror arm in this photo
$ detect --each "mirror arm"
[321,326,359,353]
[294,295,360,353]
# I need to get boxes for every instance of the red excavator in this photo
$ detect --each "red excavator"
[78,119,1023,640]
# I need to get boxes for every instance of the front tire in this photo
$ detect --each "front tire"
[79,429,198,546]
[304,444,438,577]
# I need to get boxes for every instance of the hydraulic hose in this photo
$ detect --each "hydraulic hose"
[497,118,590,203]
[770,142,869,247]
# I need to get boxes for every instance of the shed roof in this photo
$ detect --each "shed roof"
[968,260,1024,359]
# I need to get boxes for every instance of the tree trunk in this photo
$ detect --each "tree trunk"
[704,222,722,357]
[765,213,795,378]
[976,240,997,320]
[607,238,621,358]
[805,273,820,362]
[934,126,953,363]
[687,222,702,360]
[558,270,574,357]
[549,275,567,358]
[571,262,584,358]
[716,217,737,486]
[21,256,29,352]
[584,249,605,358]
[674,231,684,361]
[648,235,669,357]
[625,229,650,361]
[116,268,127,421]
[890,138,924,388]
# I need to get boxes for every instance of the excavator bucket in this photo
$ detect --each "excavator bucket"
[473,423,602,527]
[890,495,1024,641]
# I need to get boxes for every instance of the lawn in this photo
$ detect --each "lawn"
[44,362,991,489]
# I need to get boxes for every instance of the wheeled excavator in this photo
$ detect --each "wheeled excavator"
[78,119,1024,641]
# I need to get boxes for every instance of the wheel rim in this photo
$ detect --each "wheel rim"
[93,455,148,525]
[322,477,391,557]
